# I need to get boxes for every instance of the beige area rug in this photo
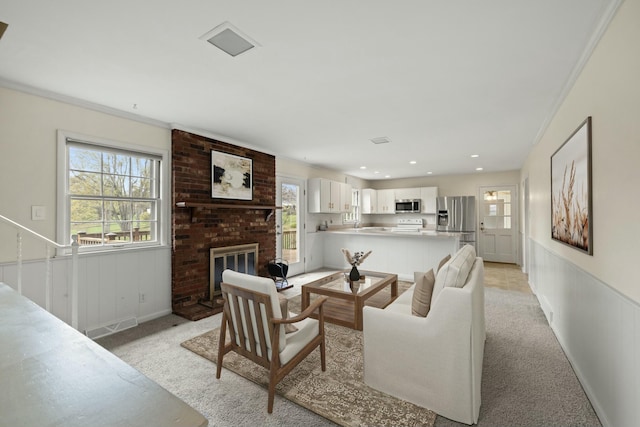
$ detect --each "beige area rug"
[181,282,436,427]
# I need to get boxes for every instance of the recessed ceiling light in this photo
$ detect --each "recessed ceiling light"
[476,167,483,171]
[471,154,479,158]
[371,136,391,145]
[200,21,259,57]
[427,171,433,175]
[360,166,367,170]
[409,161,417,165]
[374,171,380,174]
[385,175,391,178]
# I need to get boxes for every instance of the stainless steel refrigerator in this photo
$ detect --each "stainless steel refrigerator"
[436,196,477,249]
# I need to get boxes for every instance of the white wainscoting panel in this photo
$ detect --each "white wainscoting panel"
[0,246,172,333]
[529,240,640,427]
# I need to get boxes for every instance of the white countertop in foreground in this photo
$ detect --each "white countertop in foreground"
[0,283,208,427]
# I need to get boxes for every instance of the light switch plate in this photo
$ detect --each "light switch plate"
[31,205,46,221]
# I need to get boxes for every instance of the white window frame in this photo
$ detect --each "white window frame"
[343,188,360,224]
[56,130,170,254]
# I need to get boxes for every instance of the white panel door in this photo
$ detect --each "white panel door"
[478,185,517,263]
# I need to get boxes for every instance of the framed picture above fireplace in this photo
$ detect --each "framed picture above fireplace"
[211,150,253,200]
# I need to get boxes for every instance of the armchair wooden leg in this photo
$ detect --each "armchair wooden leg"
[267,381,276,414]
[319,307,326,371]
[216,313,228,379]
[320,337,326,372]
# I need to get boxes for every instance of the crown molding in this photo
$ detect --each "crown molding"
[531,0,624,146]
[0,77,170,129]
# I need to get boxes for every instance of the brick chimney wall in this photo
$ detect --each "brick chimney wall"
[171,129,276,314]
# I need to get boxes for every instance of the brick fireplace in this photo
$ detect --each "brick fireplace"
[171,129,276,320]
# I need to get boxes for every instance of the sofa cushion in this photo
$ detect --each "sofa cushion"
[411,269,436,317]
[431,245,476,305]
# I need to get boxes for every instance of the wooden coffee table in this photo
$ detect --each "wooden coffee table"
[301,270,398,330]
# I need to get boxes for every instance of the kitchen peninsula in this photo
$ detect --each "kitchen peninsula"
[322,228,461,281]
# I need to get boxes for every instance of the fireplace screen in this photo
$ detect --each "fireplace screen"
[210,243,259,298]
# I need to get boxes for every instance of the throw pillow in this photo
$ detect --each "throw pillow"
[277,293,298,333]
[437,254,451,272]
[411,269,436,317]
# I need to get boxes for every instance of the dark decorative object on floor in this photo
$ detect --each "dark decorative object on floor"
[267,258,292,291]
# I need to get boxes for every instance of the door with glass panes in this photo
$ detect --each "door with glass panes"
[478,185,517,263]
[276,176,305,276]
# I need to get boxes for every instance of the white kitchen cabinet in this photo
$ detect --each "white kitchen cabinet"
[376,189,395,214]
[362,188,377,214]
[340,182,352,212]
[308,178,352,213]
[308,178,328,213]
[394,187,421,200]
[420,186,438,214]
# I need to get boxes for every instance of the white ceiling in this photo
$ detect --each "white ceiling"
[0,0,618,180]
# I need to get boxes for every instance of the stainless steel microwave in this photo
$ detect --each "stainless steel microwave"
[395,199,421,213]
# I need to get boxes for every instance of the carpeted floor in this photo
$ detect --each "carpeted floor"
[97,265,602,427]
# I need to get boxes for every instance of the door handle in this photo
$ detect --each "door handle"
[480,222,485,232]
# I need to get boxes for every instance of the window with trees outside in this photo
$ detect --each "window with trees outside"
[343,189,360,224]
[58,134,164,251]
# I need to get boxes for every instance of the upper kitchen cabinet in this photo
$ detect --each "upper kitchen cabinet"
[376,189,395,214]
[394,187,421,200]
[420,186,438,214]
[340,182,352,212]
[362,188,377,214]
[308,178,352,213]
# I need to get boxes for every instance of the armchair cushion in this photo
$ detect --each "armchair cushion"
[279,316,320,364]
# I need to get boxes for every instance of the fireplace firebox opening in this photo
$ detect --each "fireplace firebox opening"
[210,243,259,299]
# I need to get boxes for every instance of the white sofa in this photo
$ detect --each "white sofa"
[363,245,485,425]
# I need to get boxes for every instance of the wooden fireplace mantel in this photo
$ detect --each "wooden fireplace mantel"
[175,201,282,221]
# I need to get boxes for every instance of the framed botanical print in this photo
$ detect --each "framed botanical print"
[551,117,592,255]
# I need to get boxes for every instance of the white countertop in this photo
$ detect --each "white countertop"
[322,227,461,238]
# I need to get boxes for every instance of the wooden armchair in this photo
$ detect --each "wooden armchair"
[216,269,328,413]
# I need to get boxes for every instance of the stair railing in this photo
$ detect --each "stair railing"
[0,214,80,329]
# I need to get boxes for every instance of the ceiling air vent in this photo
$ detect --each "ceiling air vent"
[200,21,259,57]
[371,136,391,145]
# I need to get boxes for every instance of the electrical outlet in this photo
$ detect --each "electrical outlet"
[139,293,146,303]
[31,205,46,221]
